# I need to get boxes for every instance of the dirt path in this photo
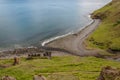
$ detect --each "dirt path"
[45,19,101,56]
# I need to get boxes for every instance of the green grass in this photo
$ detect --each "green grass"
[0,56,120,80]
[86,0,120,51]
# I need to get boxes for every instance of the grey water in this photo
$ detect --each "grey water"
[0,0,111,50]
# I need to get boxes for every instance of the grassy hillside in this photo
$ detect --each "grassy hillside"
[86,0,120,51]
[0,56,120,80]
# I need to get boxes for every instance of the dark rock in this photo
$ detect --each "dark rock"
[13,57,20,65]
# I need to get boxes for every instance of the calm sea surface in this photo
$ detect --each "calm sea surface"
[0,0,111,49]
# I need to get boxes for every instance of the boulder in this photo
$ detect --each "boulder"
[1,76,16,80]
[98,66,120,80]
[33,75,47,80]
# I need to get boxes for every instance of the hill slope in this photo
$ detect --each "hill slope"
[87,0,120,51]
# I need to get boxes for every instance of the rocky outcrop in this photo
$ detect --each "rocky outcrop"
[33,75,47,80]
[0,46,52,59]
[1,76,16,80]
[98,66,120,80]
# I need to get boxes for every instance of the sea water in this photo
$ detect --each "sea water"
[0,0,111,49]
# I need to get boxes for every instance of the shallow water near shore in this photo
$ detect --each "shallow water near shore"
[0,0,111,50]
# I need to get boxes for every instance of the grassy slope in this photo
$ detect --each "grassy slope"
[0,56,120,80]
[86,0,120,51]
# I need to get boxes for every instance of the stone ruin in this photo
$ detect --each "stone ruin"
[98,66,120,80]
[27,51,52,59]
